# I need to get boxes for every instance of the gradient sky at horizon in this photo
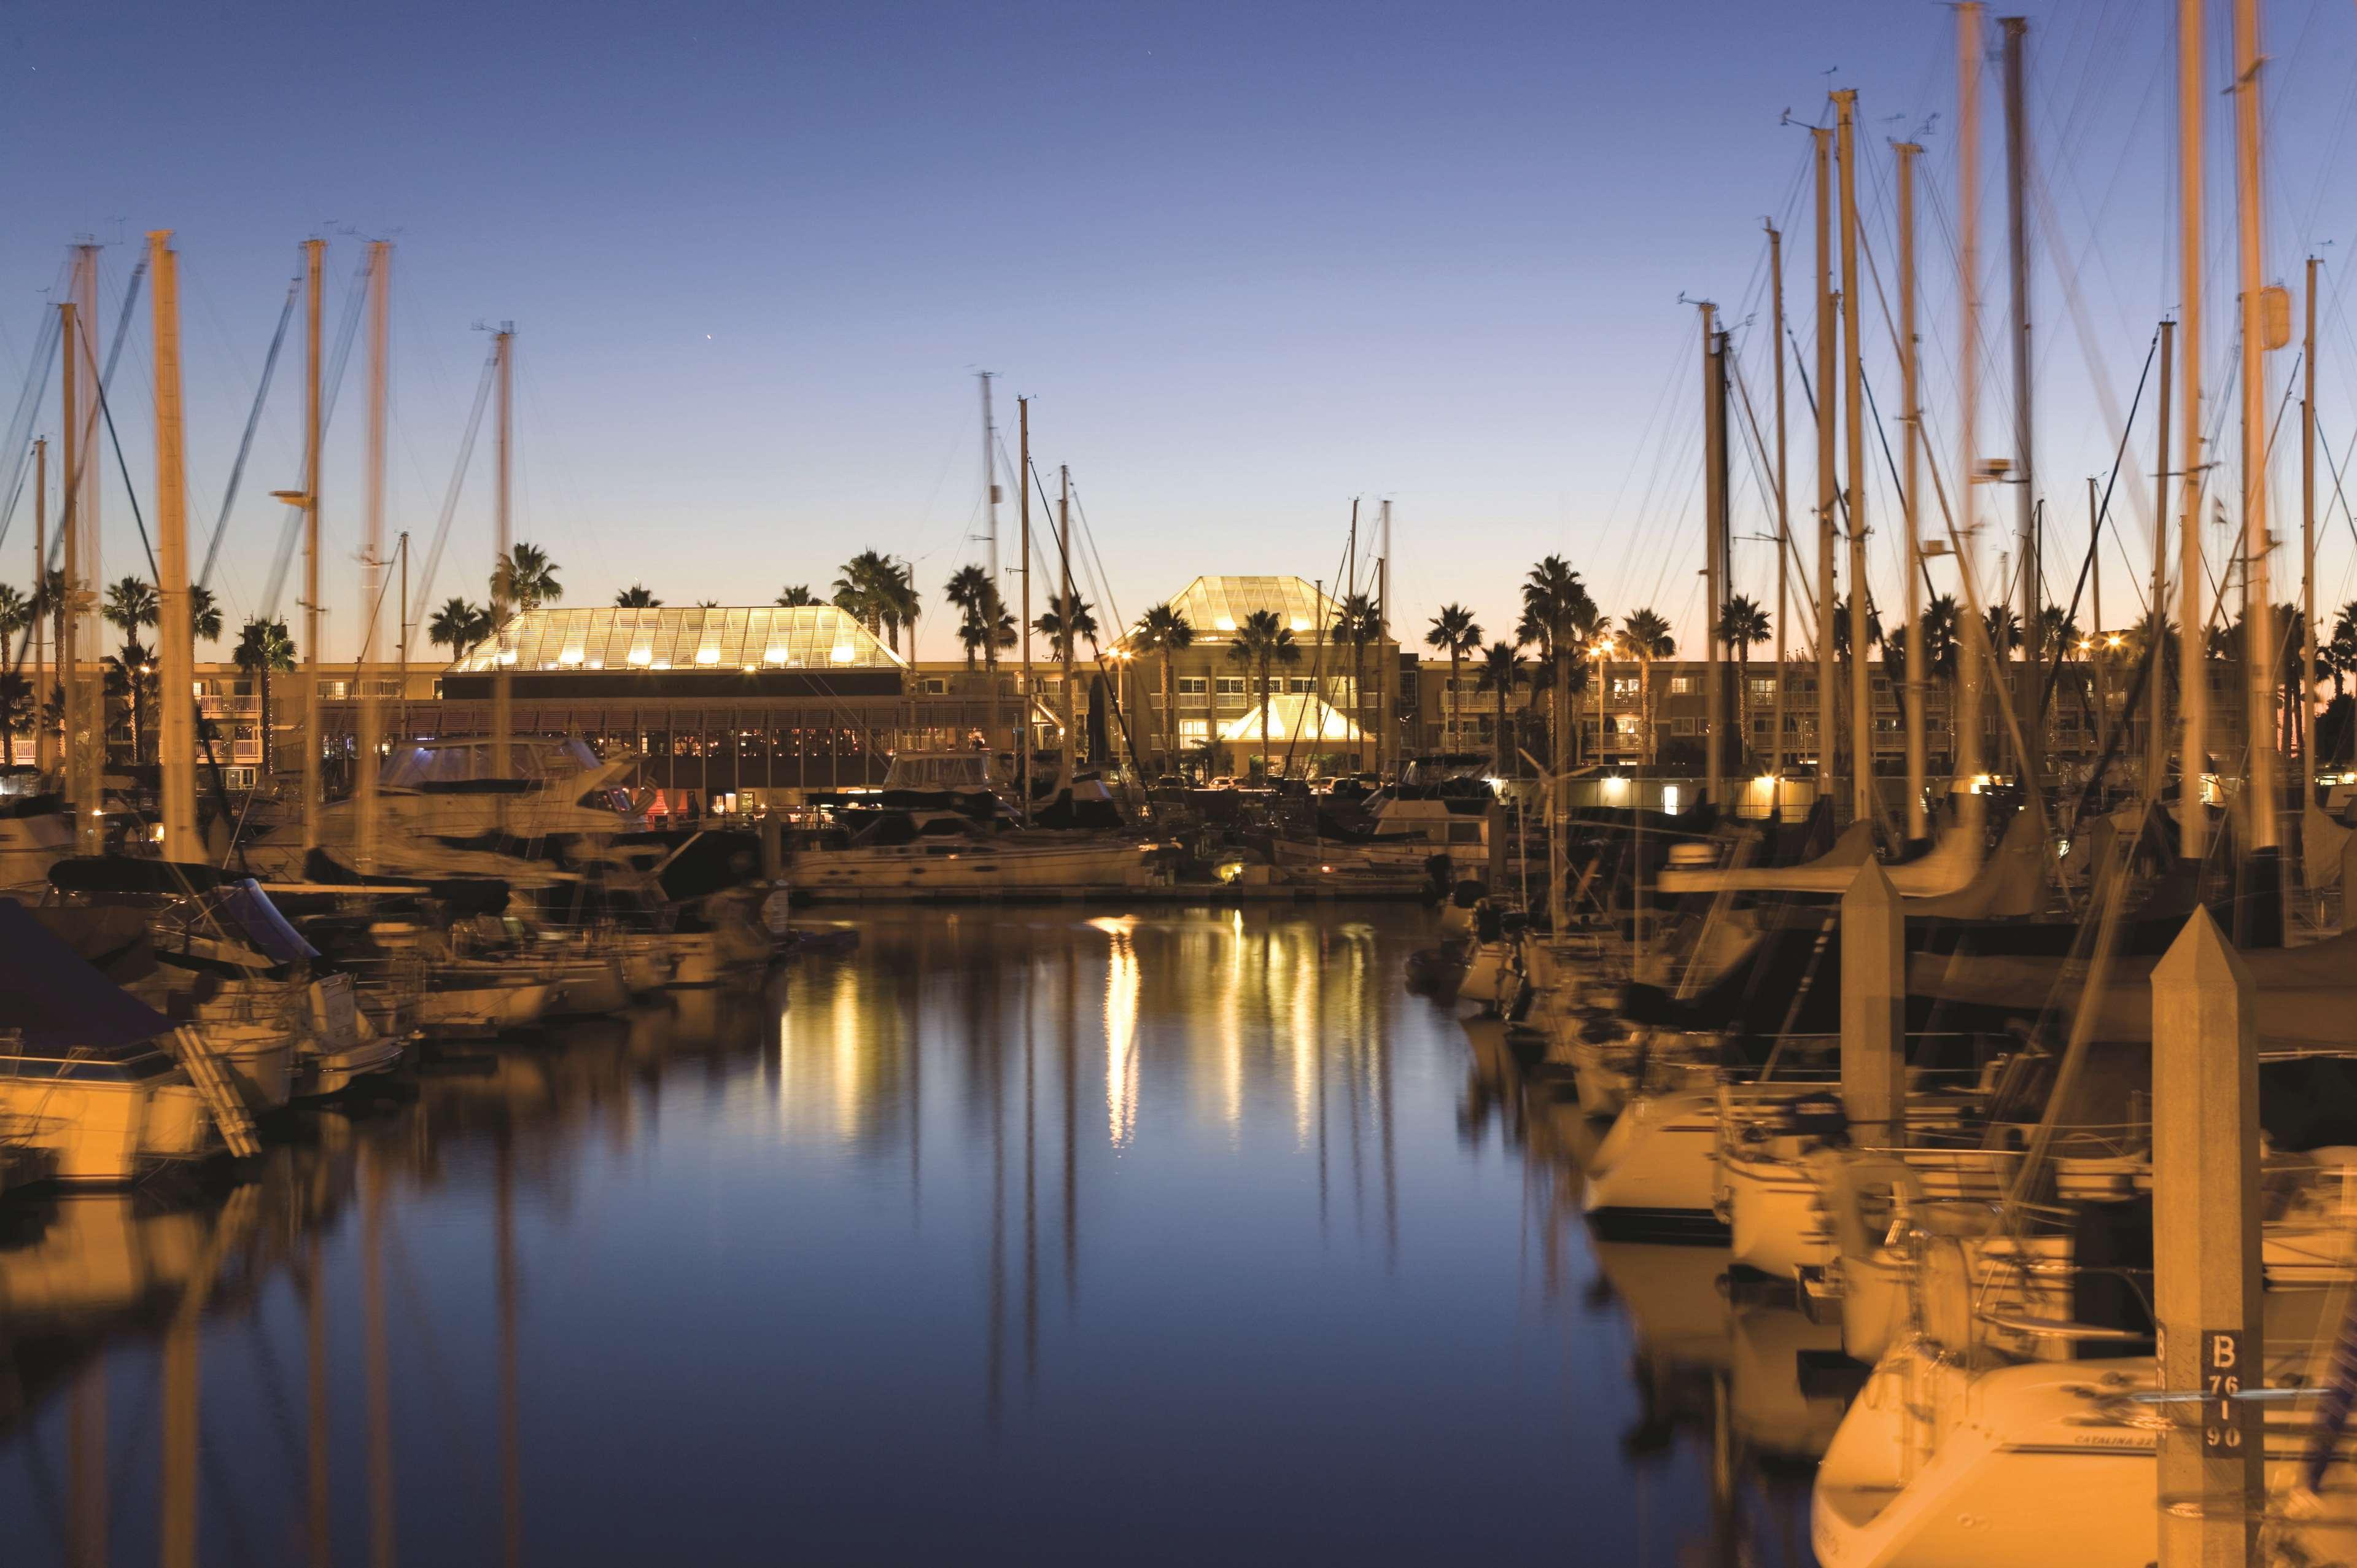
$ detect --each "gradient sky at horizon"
[7,0,2357,662]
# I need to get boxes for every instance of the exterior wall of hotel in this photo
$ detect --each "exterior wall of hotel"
[1402,654,2251,780]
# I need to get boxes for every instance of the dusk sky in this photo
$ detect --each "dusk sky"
[7,0,2357,661]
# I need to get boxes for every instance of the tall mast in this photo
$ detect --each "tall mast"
[300,238,325,854]
[2302,256,2319,831]
[2003,15,2042,798]
[2090,476,2108,740]
[397,530,410,751]
[1019,397,1033,809]
[2151,317,2174,808]
[70,247,104,857]
[1956,3,1989,837]
[150,231,197,863]
[1768,222,1790,813]
[1057,464,1075,791]
[1898,142,1928,842]
[1701,300,1725,812]
[1836,88,1873,828]
[980,371,1001,770]
[2178,0,2207,861]
[2234,0,2276,883]
[1378,496,1392,780]
[1345,499,1361,777]
[359,241,390,872]
[32,437,47,777]
[492,324,514,782]
[59,304,85,848]
[1812,126,1839,804]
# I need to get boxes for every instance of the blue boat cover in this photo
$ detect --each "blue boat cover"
[0,899,174,1052]
[217,880,319,966]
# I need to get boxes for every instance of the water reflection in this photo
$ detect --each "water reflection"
[1,907,1743,1566]
[1459,1017,1821,1566]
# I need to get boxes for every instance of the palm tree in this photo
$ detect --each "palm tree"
[0,583,33,649]
[100,579,158,761]
[1132,602,1196,769]
[1424,604,1482,752]
[775,584,818,608]
[104,640,157,763]
[491,543,562,621]
[1522,556,1594,771]
[1033,592,1098,653]
[615,583,662,608]
[429,597,492,658]
[104,576,157,646]
[233,616,296,777]
[0,670,29,767]
[187,584,222,644]
[1717,595,1772,767]
[1226,608,1300,778]
[1474,640,1526,778]
[1621,608,1675,766]
[1330,591,1383,771]
[945,564,996,672]
[34,569,67,713]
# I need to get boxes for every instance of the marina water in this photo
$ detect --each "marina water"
[0,906,1809,1565]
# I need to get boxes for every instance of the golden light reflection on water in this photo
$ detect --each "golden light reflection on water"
[1105,926,1140,1146]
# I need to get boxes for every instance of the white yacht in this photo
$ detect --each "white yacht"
[244,737,653,886]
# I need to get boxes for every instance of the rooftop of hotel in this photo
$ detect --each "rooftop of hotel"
[448,605,904,674]
[1136,575,1357,644]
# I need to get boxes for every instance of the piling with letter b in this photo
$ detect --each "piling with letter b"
[2152,907,2262,1564]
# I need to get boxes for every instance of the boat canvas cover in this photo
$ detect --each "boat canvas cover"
[217,880,319,966]
[0,899,174,1052]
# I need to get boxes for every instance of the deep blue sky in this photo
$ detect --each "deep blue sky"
[6,1,2356,660]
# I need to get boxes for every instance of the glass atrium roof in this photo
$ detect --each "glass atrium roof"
[1152,576,1345,644]
[448,606,904,673]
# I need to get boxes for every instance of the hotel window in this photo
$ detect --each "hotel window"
[922,677,948,695]
[1178,718,1210,744]
[1672,717,1699,735]
[1288,677,1315,694]
[1215,677,1246,708]
[1669,676,1695,695]
[1610,676,1639,700]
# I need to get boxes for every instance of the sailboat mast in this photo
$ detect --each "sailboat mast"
[71,246,104,858]
[2234,0,2275,870]
[2303,255,2318,823]
[1378,496,1392,780]
[492,324,514,783]
[1956,3,1989,836]
[1836,88,1873,828]
[301,238,325,853]
[2004,16,2041,796]
[2178,0,2207,861]
[1812,126,1838,806]
[1019,397,1033,806]
[1701,300,1725,812]
[59,303,84,848]
[2151,317,2173,808]
[1898,142,1928,842]
[1057,464,1075,787]
[1345,498,1359,777]
[359,240,390,872]
[32,437,46,777]
[2091,476,2107,740]
[1768,221,1790,813]
[151,231,197,863]
[980,371,1001,770]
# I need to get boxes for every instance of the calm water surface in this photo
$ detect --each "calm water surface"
[0,905,1817,1565]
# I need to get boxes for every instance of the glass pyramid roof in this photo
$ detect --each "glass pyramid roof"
[448,605,904,673]
[1152,576,1345,644]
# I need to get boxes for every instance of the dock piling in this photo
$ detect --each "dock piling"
[1838,861,1903,1139]
[2153,907,2262,1565]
